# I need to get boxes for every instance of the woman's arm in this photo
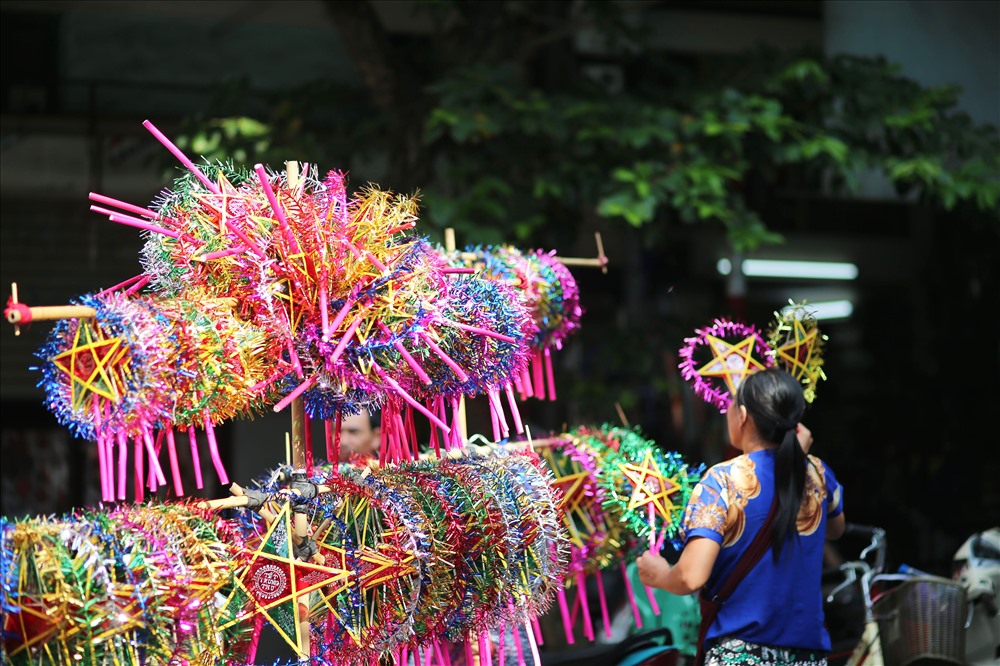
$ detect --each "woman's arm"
[826,512,846,540]
[637,537,721,595]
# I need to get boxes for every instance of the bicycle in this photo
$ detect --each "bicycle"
[824,524,970,666]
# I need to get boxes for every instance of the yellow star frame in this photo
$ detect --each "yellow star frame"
[696,334,769,396]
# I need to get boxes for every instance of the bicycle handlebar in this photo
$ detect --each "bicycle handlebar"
[844,523,881,537]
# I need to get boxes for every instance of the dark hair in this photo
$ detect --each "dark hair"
[366,410,381,430]
[736,367,806,558]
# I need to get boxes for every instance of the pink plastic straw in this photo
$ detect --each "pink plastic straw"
[91,205,181,238]
[523,616,542,666]
[532,617,544,646]
[645,583,661,616]
[556,588,575,644]
[116,431,127,500]
[504,383,524,434]
[489,394,501,442]
[249,367,290,394]
[319,280,330,340]
[496,625,505,666]
[443,318,517,343]
[198,245,247,261]
[285,339,304,379]
[123,275,150,297]
[89,192,173,223]
[648,504,657,550]
[644,506,661,617]
[532,353,545,400]
[96,434,110,502]
[142,429,167,488]
[577,572,595,641]
[620,562,643,629]
[521,367,535,398]
[464,639,474,666]
[373,362,451,432]
[91,401,109,501]
[441,267,475,274]
[544,348,557,401]
[479,631,492,666]
[394,340,432,384]
[595,571,613,639]
[203,415,229,485]
[147,430,162,492]
[489,389,509,439]
[187,427,204,489]
[422,334,469,382]
[134,438,144,502]
[96,274,144,298]
[143,119,220,194]
[330,317,363,364]
[272,376,317,413]
[327,295,358,341]
[103,436,116,502]
[223,218,267,259]
[165,428,184,497]
[511,618,526,666]
[253,164,292,233]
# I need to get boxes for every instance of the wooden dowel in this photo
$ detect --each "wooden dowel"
[6,304,97,324]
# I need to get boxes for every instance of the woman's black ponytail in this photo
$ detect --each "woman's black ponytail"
[736,368,806,559]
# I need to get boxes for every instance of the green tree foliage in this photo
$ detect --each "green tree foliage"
[173,1,999,252]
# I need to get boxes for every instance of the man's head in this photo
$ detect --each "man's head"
[340,410,380,461]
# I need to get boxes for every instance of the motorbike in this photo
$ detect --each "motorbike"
[951,526,1000,665]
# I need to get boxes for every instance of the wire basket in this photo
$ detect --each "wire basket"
[873,576,967,666]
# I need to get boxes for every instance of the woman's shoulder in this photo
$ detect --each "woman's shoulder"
[806,454,836,476]
[701,453,759,482]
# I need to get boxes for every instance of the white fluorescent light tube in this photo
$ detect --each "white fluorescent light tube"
[782,300,854,321]
[717,258,858,280]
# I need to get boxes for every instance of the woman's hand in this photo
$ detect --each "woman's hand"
[636,551,671,589]
[796,423,813,454]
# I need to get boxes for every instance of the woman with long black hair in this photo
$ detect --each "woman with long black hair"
[637,367,846,666]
